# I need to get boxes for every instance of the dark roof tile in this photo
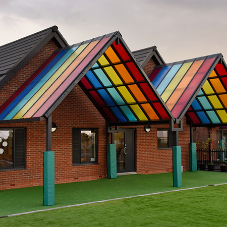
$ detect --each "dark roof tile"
[132,46,165,67]
[0,25,68,89]
[0,28,50,76]
[132,47,156,65]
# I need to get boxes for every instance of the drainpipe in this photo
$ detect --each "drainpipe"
[46,115,52,151]
[190,124,194,143]
[175,131,179,146]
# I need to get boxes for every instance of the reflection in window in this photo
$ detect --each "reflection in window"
[72,128,98,164]
[157,130,168,148]
[0,130,13,168]
[114,132,125,171]
[0,128,26,170]
[81,130,96,163]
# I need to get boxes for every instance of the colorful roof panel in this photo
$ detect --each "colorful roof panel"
[149,54,221,121]
[79,40,171,124]
[186,60,227,125]
[0,32,172,124]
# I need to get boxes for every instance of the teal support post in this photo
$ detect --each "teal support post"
[189,143,197,171]
[219,139,225,161]
[173,146,182,187]
[107,144,117,179]
[43,151,55,206]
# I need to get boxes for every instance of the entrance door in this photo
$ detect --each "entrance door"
[114,128,135,173]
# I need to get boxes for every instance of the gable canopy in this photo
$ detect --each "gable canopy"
[149,54,227,126]
[0,31,173,125]
[187,60,227,126]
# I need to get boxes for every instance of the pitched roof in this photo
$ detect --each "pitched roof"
[0,25,68,89]
[186,58,227,126]
[0,31,173,125]
[132,46,165,67]
[149,53,227,126]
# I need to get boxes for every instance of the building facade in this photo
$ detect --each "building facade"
[1,26,226,191]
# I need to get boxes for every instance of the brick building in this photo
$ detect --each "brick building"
[0,26,226,193]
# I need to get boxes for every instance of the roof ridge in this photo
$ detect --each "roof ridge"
[0,25,57,49]
[53,31,119,52]
[159,53,223,66]
[132,46,156,53]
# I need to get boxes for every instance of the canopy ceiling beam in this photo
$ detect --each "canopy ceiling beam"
[0,117,44,124]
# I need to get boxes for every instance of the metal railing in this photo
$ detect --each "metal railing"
[197,148,227,171]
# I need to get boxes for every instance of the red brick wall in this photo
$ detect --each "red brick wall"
[0,48,192,190]
[0,84,107,190]
[52,85,107,184]
[194,127,210,151]
[0,40,58,106]
[0,102,191,191]
[0,121,46,190]
[133,116,190,174]
[142,58,157,76]
[193,127,220,151]
[0,39,60,190]
[210,127,220,150]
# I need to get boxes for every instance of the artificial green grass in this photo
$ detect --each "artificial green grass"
[1,184,227,226]
[0,171,226,217]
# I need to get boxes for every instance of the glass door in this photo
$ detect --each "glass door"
[113,128,135,173]
[114,132,126,172]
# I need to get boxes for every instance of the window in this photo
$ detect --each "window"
[0,128,26,170]
[72,128,98,164]
[157,129,176,149]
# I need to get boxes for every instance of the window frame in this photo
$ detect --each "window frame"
[0,127,26,171]
[157,128,175,149]
[72,128,98,165]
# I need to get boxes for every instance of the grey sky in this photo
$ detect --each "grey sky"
[0,0,227,63]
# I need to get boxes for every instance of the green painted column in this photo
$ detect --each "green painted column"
[189,143,197,171]
[107,144,117,179]
[219,139,225,161]
[43,151,55,206]
[173,146,182,187]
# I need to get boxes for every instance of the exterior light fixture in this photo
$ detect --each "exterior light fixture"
[52,122,57,132]
[144,125,151,133]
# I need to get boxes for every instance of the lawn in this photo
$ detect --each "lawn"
[1,171,227,217]
[1,184,227,227]
[0,171,227,217]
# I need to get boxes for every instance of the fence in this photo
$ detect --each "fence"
[197,148,227,171]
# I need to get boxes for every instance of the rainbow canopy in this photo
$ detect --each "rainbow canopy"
[149,54,227,126]
[0,32,172,125]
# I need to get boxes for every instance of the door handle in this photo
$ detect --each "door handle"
[124,146,127,154]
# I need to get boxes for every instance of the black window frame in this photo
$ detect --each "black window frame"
[157,128,176,149]
[0,127,26,171]
[72,128,98,165]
